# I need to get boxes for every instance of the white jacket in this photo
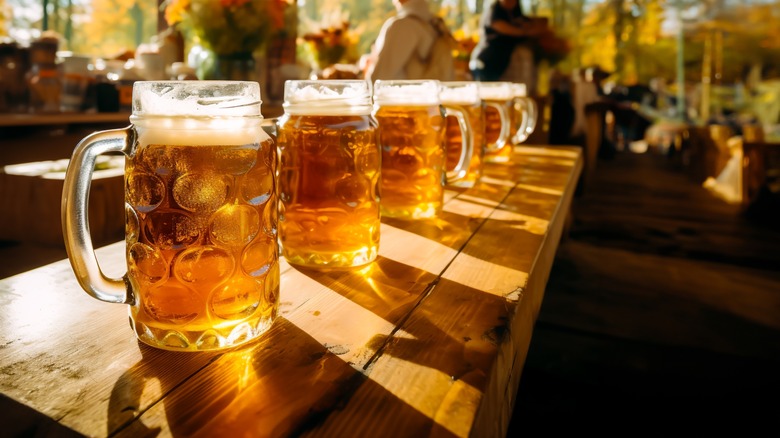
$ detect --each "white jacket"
[367,0,437,82]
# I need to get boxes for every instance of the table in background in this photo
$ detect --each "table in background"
[0,110,283,167]
[0,146,582,438]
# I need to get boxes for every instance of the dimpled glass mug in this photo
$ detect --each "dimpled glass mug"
[510,83,538,145]
[373,79,472,219]
[478,81,513,163]
[439,81,484,188]
[276,80,380,269]
[62,81,279,351]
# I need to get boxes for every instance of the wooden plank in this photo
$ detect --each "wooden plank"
[114,158,523,436]
[304,148,582,438]
[0,243,211,434]
[0,146,581,437]
[0,112,131,127]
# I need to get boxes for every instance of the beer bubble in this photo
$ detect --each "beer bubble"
[392,146,424,173]
[126,172,165,213]
[146,210,200,250]
[139,145,185,176]
[262,141,277,169]
[214,145,258,175]
[210,204,260,247]
[300,219,317,232]
[318,128,341,155]
[211,276,263,320]
[355,148,380,176]
[241,234,277,277]
[173,173,229,213]
[174,246,235,284]
[382,168,407,186]
[413,168,439,189]
[240,162,274,205]
[335,174,369,207]
[263,264,280,313]
[373,178,381,201]
[340,126,358,149]
[278,164,294,204]
[144,283,199,325]
[125,204,140,242]
[128,242,168,285]
[262,201,278,236]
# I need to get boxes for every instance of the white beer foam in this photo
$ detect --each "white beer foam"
[511,83,528,97]
[284,81,372,115]
[132,81,263,117]
[289,84,364,101]
[373,81,440,106]
[478,83,513,101]
[439,84,480,105]
[134,116,270,146]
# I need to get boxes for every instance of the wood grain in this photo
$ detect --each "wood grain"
[0,146,582,438]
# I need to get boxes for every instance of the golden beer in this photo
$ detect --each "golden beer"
[374,80,471,218]
[479,82,513,163]
[63,81,278,351]
[277,80,380,268]
[126,131,278,350]
[375,104,445,219]
[440,82,484,188]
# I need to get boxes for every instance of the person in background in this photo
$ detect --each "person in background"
[365,0,444,82]
[547,69,575,145]
[569,67,602,145]
[469,0,546,85]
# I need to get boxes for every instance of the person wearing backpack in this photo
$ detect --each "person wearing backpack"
[365,0,455,82]
[470,0,546,85]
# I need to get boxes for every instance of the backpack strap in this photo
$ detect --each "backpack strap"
[405,15,457,61]
[429,16,458,47]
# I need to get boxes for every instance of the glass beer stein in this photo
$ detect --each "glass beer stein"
[62,81,279,351]
[373,79,472,219]
[439,81,484,188]
[510,83,538,145]
[277,80,380,269]
[479,81,513,163]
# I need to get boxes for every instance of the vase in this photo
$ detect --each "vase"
[199,52,258,82]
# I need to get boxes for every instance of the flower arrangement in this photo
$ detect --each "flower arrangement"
[452,28,479,62]
[299,9,361,70]
[164,0,290,56]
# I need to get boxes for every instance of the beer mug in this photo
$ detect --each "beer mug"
[373,79,472,219]
[510,83,538,145]
[62,81,279,351]
[479,81,513,163]
[277,80,380,269]
[439,81,484,188]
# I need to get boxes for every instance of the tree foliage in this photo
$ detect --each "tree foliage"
[79,0,157,55]
[0,0,9,36]
[5,0,780,87]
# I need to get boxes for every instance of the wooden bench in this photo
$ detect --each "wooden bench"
[0,146,582,437]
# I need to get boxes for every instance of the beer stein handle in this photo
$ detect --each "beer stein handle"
[513,96,538,144]
[484,101,511,153]
[442,105,473,183]
[62,126,137,305]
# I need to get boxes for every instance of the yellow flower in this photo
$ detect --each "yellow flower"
[300,8,361,69]
[164,0,190,26]
[164,0,291,55]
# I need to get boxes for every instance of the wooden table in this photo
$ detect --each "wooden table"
[0,159,125,245]
[0,146,582,438]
